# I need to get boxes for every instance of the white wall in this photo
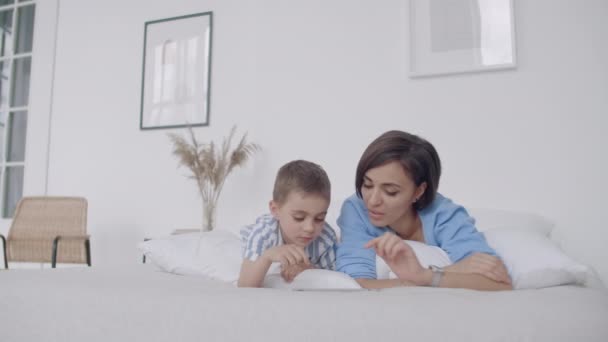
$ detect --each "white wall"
[15,0,608,282]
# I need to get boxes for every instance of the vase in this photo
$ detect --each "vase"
[202,201,216,232]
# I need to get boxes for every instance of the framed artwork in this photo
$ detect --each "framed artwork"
[409,0,516,77]
[139,12,213,130]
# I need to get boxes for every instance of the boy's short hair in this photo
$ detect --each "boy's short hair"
[273,160,331,204]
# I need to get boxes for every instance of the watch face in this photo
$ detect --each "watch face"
[429,265,444,273]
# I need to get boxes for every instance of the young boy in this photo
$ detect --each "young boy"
[237,160,337,288]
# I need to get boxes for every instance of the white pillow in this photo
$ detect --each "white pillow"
[138,232,357,290]
[468,208,554,236]
[263,269,362,290]
[376,240,452,279]
[373,232,594,289]
[483,229,592,289]
[138,230,242,283]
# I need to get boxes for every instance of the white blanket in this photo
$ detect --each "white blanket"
[1,266,607,342]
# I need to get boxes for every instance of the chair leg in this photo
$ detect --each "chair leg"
[142,238,150,264]
[52,236,61,268]
[0,234,7,269]
[85,239,91,267]
[51,237,91,268]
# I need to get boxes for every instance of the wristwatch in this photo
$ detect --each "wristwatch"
[429,265,444,287]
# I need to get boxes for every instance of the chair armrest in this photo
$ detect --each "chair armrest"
[0,234,6,269]
[52,235,91,268]
[54,235,90,241]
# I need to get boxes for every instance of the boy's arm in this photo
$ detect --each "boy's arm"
[237,258,272,288]
[238,245,310,287]
[239,216,274,287]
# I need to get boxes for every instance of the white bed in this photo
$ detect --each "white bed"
[3,207,608,342]
[1,265,608,342]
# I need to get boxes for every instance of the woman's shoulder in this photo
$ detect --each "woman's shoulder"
[420,193,473,226]
[341,193,375,219]
[340,193,364,211]
[337,194,373,233]
[422,193,462,214]
[343,193,362,203]
[421,192,478,232]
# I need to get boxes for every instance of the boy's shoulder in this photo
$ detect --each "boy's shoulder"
[240,213,278,238]
[315,222,338,245]
[240,214,282,261]
[251,213,277,228]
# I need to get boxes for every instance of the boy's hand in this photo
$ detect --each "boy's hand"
[281,263,314,283]
[261,244,310,267]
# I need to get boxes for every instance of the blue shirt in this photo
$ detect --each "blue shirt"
[336,193,496,279]
[240,213,337,270]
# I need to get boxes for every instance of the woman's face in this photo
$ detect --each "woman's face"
[361,161,426,227]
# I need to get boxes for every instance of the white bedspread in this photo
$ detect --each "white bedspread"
[1,266,607,342]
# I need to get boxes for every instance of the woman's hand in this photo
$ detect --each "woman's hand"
[281,263,314,283]
[365,233,429,285]
[261,244,310,268]
[445,252,511,284]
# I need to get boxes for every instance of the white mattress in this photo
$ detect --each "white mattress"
[1,266,607,342]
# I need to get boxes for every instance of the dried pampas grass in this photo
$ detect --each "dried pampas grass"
[169,125,260,231]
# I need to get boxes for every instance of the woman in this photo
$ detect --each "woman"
[336,130,512,290]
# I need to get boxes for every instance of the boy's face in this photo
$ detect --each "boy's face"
[269,190,329,248]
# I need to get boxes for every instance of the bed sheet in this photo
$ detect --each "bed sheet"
[1,266,607,342]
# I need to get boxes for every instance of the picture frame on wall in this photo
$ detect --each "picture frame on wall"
[139,12,213,130]
[409,0,516,78]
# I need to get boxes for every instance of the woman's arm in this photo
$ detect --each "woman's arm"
[336,198,382,279]
[445,252,511,284]
[365,233,512,291]
[356,273,512,291]
[435,272,513,291]
[429,197,512,286]
[356,278,414,289]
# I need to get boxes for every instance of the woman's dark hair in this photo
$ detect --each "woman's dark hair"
[355,130,441,210]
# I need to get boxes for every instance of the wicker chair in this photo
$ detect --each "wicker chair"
[0,196,91,269]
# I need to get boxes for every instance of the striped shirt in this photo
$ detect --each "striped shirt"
[240,213,337,270]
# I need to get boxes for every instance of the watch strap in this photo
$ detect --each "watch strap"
[429,265,444,287]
